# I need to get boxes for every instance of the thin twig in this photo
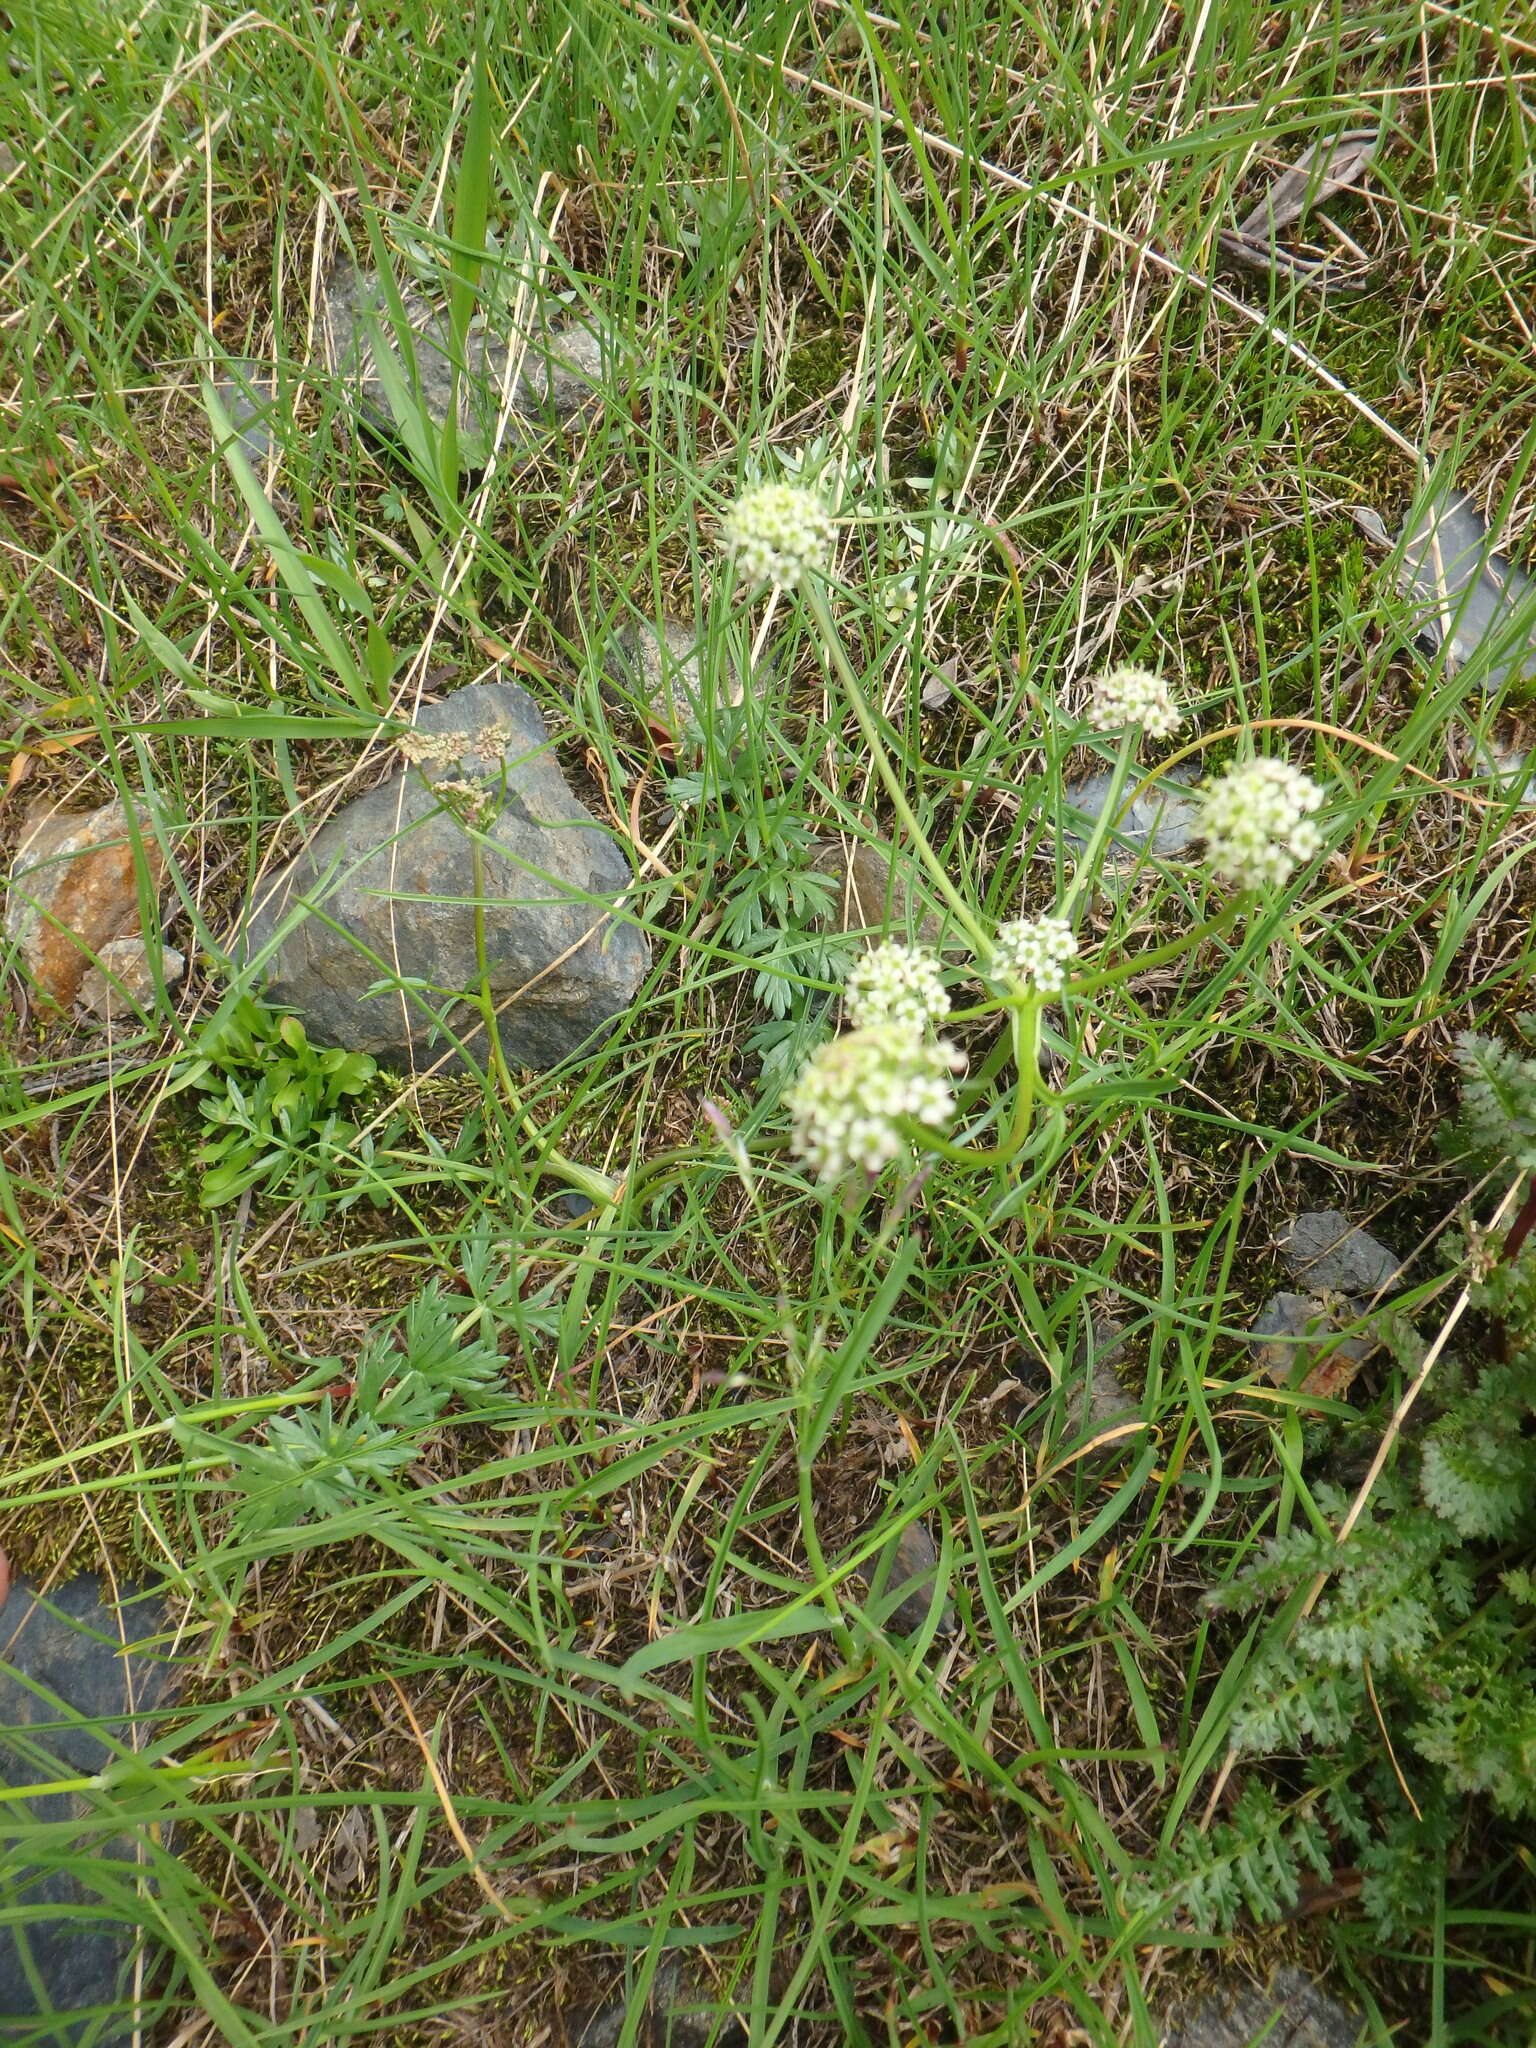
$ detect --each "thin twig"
[386,1677,520,1925]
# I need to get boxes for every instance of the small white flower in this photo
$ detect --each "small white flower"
[990,915,1078,996]
[1199,757,1327,890]
[846,942,949,1033]
[720,481,837,593]
[1087,665,1182,739]
[434,777,496,828]
[397,728,457,767]
[787,1024,961,1180]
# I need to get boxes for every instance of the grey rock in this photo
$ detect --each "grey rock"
[0,1575,177,2041]
[78,937,186,1022]
[214,358,283,469]
[1165,1965,1367,2048]
[562,1958,745,2048]
[858,1517,956,1638]
[997,1317,1141,1445]
[1472,731,1536,807]
[238,681,648,1074]
[1059,760,1201,859]
[1278,1211,1400,1297]
[1395,484,1535,694]
[319,262,617,467]
[1068,1317,1141,1438]
[600,618,744,742]
[1250,1290,1375,1384]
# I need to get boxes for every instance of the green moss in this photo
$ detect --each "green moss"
[783,328,853,411]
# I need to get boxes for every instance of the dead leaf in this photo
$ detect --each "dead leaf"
[1299,1342,1375,1402]
[20,730,99,757]
[1237,128,1380,241]
[1216,230,1335,288]
[920,657,960,711]
[978,1880,1041,1908]
[6,751,33,793]
[328,1804,370,1891]
[1220,126,1380,293]
[849,1825,917,1867]
[1395,485,1535,693]
[1282,1867,1365,1921]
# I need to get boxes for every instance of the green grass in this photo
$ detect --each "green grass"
[3,0,1536,2041]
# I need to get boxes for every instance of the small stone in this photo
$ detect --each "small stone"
[534,322,613,420]
[1059,760,1202,860]
[320,262,618,468]
[1473,731,1536,807]
[213,358,282,469]
[237,680,648,1074]
[5,798,166,1008]
[1278,1211,1400,1297]
[78,937,186,1021]
[1250,1290,1375,1387]
[599,617,745,742]
[858,1517,956,1638]
[920,658,959,711]
[990,1317,1140,1442]
[1165,1965,1364,2048]
[1068,1317,1140,1438]
[561,1958,746,2048]
[0,1575,177,2035]
[1395,485,1535,694]
[807,837,941,944]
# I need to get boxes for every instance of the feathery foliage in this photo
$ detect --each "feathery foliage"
[1145,1030,1536,1940]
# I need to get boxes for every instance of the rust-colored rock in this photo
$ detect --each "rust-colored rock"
[5,798,166,1008]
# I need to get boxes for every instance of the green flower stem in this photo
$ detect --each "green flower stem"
[470,837,520,1121]
[804,580,989,956]
[905,996,1055,1168]
[1005,997,1044,1154]
[1068,898,1246,995]
[792,1354,856,1659]
[797,1445,854,1660]
[904,1112,1055,1171]
[1061,726,1138,917]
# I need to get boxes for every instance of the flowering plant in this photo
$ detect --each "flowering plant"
[707,483,1334,1188]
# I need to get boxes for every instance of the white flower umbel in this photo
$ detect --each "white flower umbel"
[990,914,1078,997]
[787,1024,961,1180]
[1088,665,1182,739]
[434,777,497,829]
[845,942,949,1033]
[720,481,837,594]
[1200,757,1326,890]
